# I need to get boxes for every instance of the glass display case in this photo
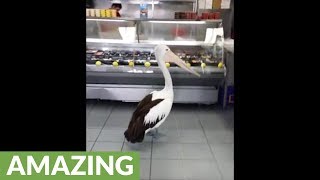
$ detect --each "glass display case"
[86,18,225,104]
[138,20,221,44]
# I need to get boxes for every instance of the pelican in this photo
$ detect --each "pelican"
[124,45,200,143]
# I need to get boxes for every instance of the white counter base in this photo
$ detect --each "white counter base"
[86,84,218,105]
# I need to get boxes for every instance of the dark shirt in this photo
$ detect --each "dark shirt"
[86,0,94,8]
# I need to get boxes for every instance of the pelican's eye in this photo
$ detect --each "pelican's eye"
[165,49,169,51]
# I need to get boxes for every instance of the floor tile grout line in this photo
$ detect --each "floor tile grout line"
[173,106,206,180]
[171,108,186,180]
[194,106,225,180]
[171,110,181,137]
[87,101,99,151]
[88,100,98,112]
[163,112,184,160]
[86,100,98,123]
[87,101,113,131]
[90,102,115,151]
[120,139,125,151]
[101,102,117,130]
[149,137,153,180]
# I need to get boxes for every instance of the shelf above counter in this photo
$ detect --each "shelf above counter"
[86,38,138,44]
[86,17,222,23]
[86,38,214,46]
[107,0,196,4]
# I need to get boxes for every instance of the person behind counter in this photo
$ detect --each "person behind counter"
[86,0,94,8]
[110,3,122,17]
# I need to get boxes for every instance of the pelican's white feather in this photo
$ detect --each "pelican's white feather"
[144,91,173,133]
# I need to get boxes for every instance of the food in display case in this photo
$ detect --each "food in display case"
[112,61,119,67]
[128,61,134,67]
[86,9,118,18]
[144,61,151,68]
[86,49,221,68]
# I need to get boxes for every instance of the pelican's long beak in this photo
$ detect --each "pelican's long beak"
[164,50,201,77]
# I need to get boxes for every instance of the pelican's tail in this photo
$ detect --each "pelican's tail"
[124,128,145,144]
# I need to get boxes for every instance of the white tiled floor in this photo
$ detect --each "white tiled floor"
[87,100,234,180]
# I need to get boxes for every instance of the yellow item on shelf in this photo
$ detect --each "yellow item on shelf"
[213,0,222,9]
[106,9,111,17]
[218,62,224,68]
[129,61,134,67]
[111,9,117,17]
[186,62,191,67]
[112,61,119,67]
[100,9,106,17]
[166,63,170,68]
[95,9,100,17]
[201,63,206,68]
[89,9,95,17]
[95,61,102,66]
[145,62,151,68]
[86,9,90,16]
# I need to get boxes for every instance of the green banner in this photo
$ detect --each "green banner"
[0,152,139,180]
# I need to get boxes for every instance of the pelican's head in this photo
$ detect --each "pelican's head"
[154,45,200,77]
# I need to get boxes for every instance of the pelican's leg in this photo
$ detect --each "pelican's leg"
[146,129,162,139]
[146,129,155,137]
[146,131,153,136]
[146,130,151,136]
[146,129,156,137]
[153,129,160,139]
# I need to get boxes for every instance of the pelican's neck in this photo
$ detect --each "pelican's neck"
[157,57,173,93]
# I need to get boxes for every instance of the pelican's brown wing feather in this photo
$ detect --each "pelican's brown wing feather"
[124,94,164,143]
